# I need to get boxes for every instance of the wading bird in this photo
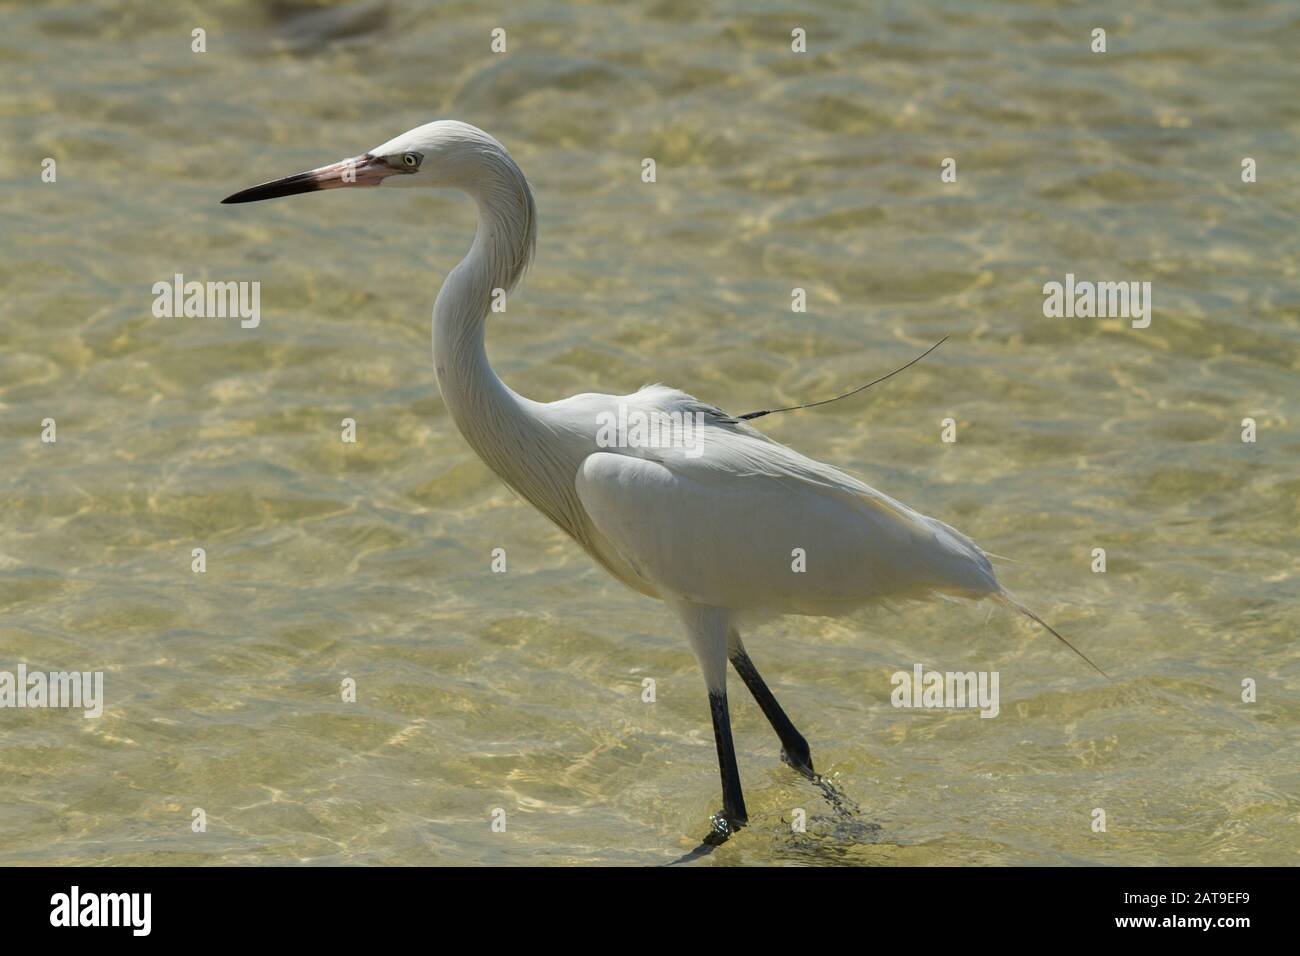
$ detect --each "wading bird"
[223,121,1104,858]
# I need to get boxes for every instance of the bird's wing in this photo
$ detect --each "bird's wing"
[571,386,998,614]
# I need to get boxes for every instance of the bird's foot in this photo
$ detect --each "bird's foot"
[664,810,747,865]
[780,744,817,780]
[702,809,747,847]
[776,738,861,820]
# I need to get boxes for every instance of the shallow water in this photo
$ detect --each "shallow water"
[1,0,1297,865]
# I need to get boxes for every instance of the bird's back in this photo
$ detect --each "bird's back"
[558,385,1000,616]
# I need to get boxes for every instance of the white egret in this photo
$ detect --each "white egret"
[223,120,1105,856]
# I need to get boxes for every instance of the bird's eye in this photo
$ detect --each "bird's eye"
[402,152,420,168]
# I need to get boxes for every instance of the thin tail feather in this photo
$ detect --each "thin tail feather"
[996,591,1109,680]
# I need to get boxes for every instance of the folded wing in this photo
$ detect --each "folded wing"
[572,387,998,615]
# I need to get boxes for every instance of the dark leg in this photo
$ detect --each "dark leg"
[666,605,753,865]
[729,644,814,778]
[667,687,748,865]
[704,689,748,843]
[728,635,863,824]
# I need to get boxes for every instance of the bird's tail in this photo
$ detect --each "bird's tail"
[994,590,1110,680]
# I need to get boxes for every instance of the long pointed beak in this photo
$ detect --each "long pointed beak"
[221,153,395,204]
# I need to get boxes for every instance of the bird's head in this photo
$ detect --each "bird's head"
[221,120,514,204]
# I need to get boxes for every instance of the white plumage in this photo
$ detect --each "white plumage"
[571,386,999,614]
[223,119,1102,855]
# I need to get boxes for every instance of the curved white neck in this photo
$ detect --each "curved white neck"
[431,145,536,455]
[427,158,656,597]
[430,170,587,541]
[432,202,525,437]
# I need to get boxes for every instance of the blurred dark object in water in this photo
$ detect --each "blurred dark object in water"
[261,0,391,52]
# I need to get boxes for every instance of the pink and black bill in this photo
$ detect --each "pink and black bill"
[221,153,406,204]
